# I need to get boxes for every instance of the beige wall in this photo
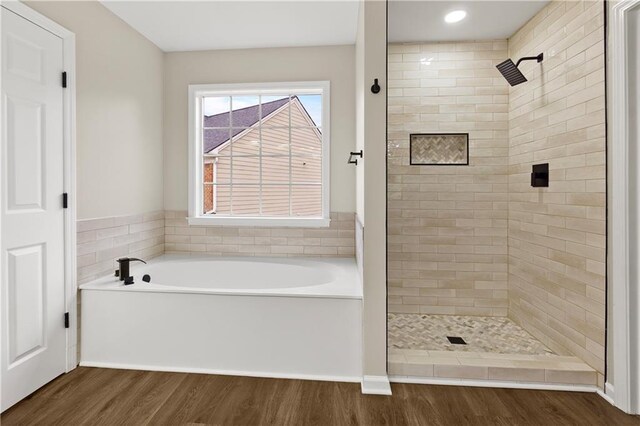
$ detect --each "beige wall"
[26,1,164,220]
[163,45,355,213]
[355,3,365,224]
[507,0,606,381]
[387,40,509,316]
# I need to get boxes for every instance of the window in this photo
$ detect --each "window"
[188,81,330,227]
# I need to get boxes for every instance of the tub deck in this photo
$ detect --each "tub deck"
[80,254,362,299]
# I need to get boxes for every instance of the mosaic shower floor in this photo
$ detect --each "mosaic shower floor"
[388,314,597,386]
[388,314,554,355]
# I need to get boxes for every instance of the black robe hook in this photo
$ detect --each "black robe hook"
[371,78,381,94]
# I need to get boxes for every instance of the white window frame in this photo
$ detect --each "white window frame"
[188,81,331,227]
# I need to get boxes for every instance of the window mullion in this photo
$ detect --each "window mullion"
[229,96,234,215]
[258,96,263,216]
[200,96,205,215]
[212,158,217,213]
[288,95,292,217]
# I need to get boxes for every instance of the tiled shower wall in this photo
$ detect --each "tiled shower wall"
[507,0,606,380]
[387,40,510,316]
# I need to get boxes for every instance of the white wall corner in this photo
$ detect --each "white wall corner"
[361,375,392,395]
[610,0,640,415]
[598,383,616,406]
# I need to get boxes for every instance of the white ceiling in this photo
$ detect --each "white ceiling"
[388,1,549,43]
[100,1,361,52]
[101,1,549,52]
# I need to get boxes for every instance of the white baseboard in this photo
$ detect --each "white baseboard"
[66,345,78,372]
[598,383,615,406]
[390,376,599,393]
[361,375,392,395]
[79,361,361,384]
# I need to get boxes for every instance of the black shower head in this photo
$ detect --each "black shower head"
[496,53,544,86]
[496,58,527,86]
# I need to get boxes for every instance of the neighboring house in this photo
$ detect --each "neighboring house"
[203,96,322,216]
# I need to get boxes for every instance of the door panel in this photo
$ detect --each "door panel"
[8,244,45,365]
[6,97,45,210]
[1,7,66,412]
[5,32,45,84]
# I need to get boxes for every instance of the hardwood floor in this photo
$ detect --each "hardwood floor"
[2,368,638,425]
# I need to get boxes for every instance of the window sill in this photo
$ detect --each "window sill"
[187,216,331,228]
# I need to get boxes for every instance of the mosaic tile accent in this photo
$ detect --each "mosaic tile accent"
[409,134,468,165]
[388,313,554,355]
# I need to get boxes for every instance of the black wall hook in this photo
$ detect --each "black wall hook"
[348,150,363,165]
[371,79,381,94]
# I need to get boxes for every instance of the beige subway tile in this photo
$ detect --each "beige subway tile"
[488,367,546,382]
[77,230,97,244]
[544,369,597,385]
[434,365,488,380]
[77,217,115,232]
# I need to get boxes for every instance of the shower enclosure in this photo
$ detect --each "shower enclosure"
[387,0,606,389]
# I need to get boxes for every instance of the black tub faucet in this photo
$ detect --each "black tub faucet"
[116,257,146,281]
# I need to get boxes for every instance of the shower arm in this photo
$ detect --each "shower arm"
[515,53,544,68]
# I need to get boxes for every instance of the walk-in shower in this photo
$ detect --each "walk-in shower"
[387,0,606,389]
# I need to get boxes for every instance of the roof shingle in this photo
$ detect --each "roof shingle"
[203,97,290,153]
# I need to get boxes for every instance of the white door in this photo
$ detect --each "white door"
[1,7,66,412]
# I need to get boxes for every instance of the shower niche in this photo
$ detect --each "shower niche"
[409,133,469,166]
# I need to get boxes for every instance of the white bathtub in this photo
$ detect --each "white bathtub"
[79,255,362,382]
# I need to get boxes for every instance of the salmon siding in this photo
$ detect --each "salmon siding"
[203,97,322,217]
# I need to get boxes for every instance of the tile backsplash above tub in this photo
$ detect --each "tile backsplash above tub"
[77,210,357,285]
[164,211,356,257]
[77,211,165,284]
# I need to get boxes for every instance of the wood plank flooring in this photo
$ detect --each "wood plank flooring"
[2,367,638,425]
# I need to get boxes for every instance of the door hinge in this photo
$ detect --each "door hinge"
[62,71,67,88]
[64,312,70,328]
[63,193,68,209]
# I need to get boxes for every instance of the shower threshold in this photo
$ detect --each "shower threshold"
[388,314,597,389]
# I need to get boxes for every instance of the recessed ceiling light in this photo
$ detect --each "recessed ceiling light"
[444,10,467,23]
